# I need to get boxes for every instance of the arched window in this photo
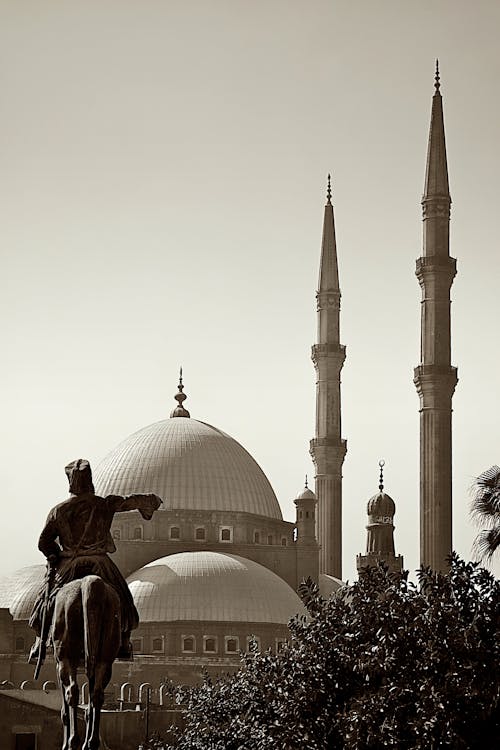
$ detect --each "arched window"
[182,636,195,653]
[220,527,232,542]
[195,527,206,541]
[15,636,25,652]
[246,635,261,653]
[275,638,287,654]
[203,636,217,653]
[113,528,121,540]
[132,638,143,654]
[170,526,180,540]
[133,526,143,540]
[225,636,239,654]
[152,637,163,652]
[281,537,287,546]
[267,535,273,545]
[254,531,260,544]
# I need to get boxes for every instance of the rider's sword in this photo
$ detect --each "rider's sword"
[34,561,55,681]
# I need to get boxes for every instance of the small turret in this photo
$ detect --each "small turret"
[294,477,317,545]
[357,461,403,574]
[294,477,319,586]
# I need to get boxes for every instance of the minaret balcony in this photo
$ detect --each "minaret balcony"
[421,196,451,220]
[413,365,458,401]
[311,344,346,368]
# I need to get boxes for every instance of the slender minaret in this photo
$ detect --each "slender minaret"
[414,62,458,572]
[310,175,347,579]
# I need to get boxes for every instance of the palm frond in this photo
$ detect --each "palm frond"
[470,465,500,524]
[472,526,500,562]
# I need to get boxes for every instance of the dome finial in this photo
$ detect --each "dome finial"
[170,367,190,418]
[305,474,308,489]
[434,59,440,92]
[378,459,385,492]
[326,173,332,205]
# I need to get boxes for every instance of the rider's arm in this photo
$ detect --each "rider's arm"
[38,509,62,560]
[106,493,162,519]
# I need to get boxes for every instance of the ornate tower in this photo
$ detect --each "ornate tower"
[310,176,347,579]
[294,478,319,584]
[414,63,458,572]
[356,461,403,574]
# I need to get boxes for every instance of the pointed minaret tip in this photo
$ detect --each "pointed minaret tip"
[326,173,332,205]
[422,59,450,200]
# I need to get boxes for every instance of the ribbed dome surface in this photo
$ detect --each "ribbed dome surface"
[127,552,303,623]
[0,565,46,620]
[367,491,396,517]
[94,418,282,519]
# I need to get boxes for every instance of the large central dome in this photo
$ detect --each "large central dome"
[94,417,282,520]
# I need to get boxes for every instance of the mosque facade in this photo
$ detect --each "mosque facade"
[0,68,453,694]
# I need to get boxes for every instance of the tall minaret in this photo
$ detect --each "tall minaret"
[414,63,458,572]
[310,175,347,579]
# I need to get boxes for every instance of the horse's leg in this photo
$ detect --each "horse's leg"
[60,680,70,750]
[83,675,94,750]
[84,662,112,750]
[57,659,80,750]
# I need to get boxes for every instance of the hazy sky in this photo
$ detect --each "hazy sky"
[1,1,499,581]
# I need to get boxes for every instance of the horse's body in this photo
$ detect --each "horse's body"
[52,575,121,750]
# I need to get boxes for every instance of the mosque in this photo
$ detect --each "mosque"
[0,66,455,692]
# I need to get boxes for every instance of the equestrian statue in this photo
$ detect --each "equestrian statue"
[29,458,162,750]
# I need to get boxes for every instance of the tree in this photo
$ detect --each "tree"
[471,465,500,562]
[164,556,499,749]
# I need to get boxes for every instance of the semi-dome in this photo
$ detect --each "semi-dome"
[94,417,282,520]
[127,551,303,623]
[0,565,45,620]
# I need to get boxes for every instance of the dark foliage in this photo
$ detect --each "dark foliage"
[162,555,499,749]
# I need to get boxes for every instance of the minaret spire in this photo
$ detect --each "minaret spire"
[414,65,458,572]
[310,175,347,579]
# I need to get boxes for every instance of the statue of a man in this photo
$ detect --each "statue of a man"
[29,458,162,664]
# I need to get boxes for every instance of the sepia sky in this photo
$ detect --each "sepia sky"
[1,1,499,581]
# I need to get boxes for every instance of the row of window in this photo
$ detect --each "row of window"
[16,634,288,657]
[131,634,288,655]
[114,525,290,546]
[298,510,314,520]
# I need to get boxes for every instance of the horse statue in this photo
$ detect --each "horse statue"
[52,576,121,750]
[29,458,162,750]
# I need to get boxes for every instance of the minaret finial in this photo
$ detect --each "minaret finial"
[326,173,332,205]
[378,459,385,492]
[170,367,190,418]
[434,59,440,92]
[305,474,308,489]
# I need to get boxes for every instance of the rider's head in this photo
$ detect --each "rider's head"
[65,458,95,495]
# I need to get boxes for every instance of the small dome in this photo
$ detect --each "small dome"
[127,551,304,624]
[319,573,344,599]
[295,486,316,503]
[94,418,282,520]
[0,565,46,620]
[367,491,396,518]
